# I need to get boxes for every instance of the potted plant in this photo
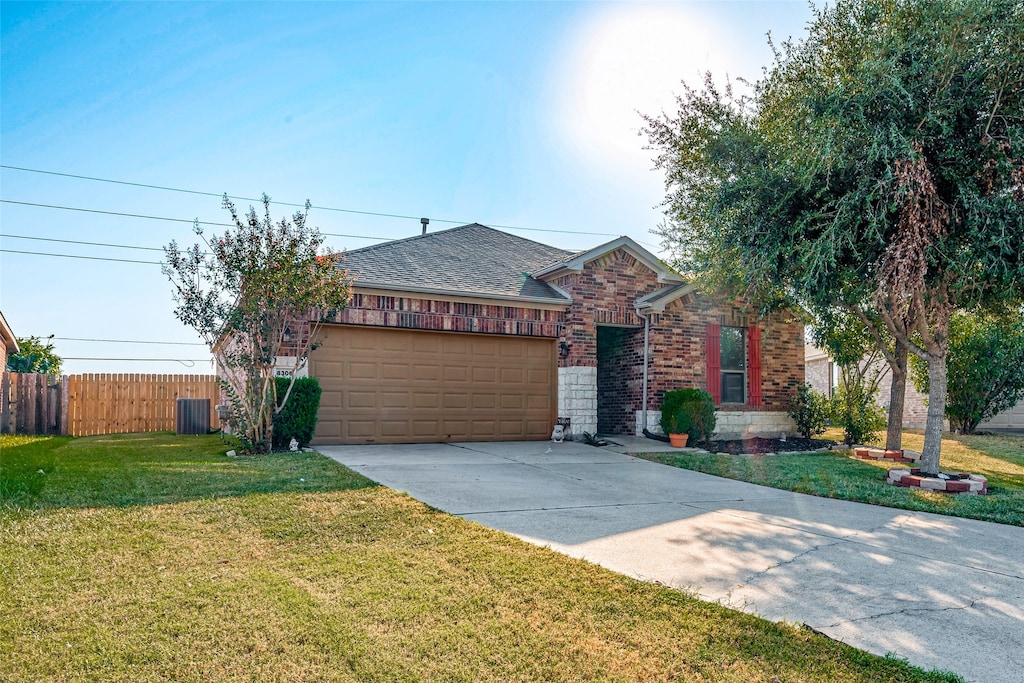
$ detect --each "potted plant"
[667,408,692,448]
[660,388,717,447]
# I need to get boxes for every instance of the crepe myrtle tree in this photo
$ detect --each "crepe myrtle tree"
[644,0,1024,476]
[163,194,351,453]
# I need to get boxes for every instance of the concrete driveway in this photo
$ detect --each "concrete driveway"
[317,439,1024,683]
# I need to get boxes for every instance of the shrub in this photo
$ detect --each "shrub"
[660,389,717,443]
[273,377,322,450]
[910,309,1024,434]
[788,383,829,439]
[829,384,886,445]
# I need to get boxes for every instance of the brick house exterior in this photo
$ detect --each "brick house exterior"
[289,225,803,443]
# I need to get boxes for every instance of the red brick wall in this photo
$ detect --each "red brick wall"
[596,326,645,434]
[554,249,660,368]
[649,295,804,413]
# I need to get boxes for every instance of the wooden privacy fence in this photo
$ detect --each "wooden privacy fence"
[1,372,221,437]
[0,372,68,435]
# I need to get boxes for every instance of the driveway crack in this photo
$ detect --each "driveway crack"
[743,538,846,585]
[824,599,978,629]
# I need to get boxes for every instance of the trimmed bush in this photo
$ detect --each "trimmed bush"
[660,389,717,443]
[788,383,829,438]
[273,377,322,449]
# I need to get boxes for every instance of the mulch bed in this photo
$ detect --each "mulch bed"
[697,436,836,455]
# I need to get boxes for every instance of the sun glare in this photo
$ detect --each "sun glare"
[558,4,733,166]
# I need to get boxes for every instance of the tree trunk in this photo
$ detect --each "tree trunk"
[920,353,947,477]
[885,340,908,451]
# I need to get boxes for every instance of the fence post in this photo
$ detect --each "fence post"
[0,372,11,434]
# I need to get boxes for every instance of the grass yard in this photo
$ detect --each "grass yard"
[0,432,962,682]
[639,429,1024,527]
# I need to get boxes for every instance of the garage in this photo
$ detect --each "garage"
[309,325,557,444]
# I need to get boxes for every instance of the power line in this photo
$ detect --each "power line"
[54,336,207,346]
[63,357,212,368]
[1,232,165,252]
[0,200,390,242]
[64,357,212,361]
[0,248,161,265]
[1,199,229,227]
[0,164,630,239]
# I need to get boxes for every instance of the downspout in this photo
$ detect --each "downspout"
[635,304,668,442]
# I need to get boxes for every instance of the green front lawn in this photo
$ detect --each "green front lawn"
[639,429,1024,527]
[0,433,961,682]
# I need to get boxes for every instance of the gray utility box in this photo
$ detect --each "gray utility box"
[176,398,211,435]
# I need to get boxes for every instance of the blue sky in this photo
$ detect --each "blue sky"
[1,1,812,374]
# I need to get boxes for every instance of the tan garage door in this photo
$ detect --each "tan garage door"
[310,325,557,444]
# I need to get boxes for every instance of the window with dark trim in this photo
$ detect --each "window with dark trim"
[720,326,746,403]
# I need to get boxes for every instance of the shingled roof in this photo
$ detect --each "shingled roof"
[341,223,575,302]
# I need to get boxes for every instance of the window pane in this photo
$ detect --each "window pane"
[722,372,745,403]
[720,327,745,370]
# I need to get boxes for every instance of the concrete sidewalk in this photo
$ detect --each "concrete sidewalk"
[317,440,1024,683]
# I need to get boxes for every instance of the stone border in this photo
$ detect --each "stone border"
[852,447,920,464]
[888,468,988,495]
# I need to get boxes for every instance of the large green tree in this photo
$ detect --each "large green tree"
[164,194,351,453]
[645,0,1024,475]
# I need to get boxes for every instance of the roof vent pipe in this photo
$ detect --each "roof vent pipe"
[420,217,429,235]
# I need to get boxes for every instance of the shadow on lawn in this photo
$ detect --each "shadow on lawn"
[0,433,376,511]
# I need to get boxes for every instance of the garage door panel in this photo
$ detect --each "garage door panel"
[347,391,376,409]
[379,420,410,437]
[443,420,469,438]
[346,421,377,438]
[472,367,497,383]
[501,368,524,384]
[412,420,440,436]
[381,334,411,352]
[471,420,497,436]
[412,392,440,408]
[471,339,498,356]
[527,419,550,435]
[311,326,556,444]
[527,394,550,410]
[472,394,496,409]
[500,343,526,359]
[444,366,469,382]
[501,394,524,410]
[444,338,471,355]
[381,363,409,380]
[412,364,440,381]
[349,362,378,380]
[444,393,468,409]
[380,392,409,409]
[528,369,550,384]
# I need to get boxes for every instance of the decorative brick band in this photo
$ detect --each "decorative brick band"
[888,468,988,495]
[333,293,564,338]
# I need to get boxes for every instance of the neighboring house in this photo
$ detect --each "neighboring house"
[805,342,930,428]
[805,344,1023,432]
[291,224,803,445]
[0,310,18,370]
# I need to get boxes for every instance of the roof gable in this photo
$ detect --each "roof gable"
[530,236,684,285]
[342,224,574,302]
